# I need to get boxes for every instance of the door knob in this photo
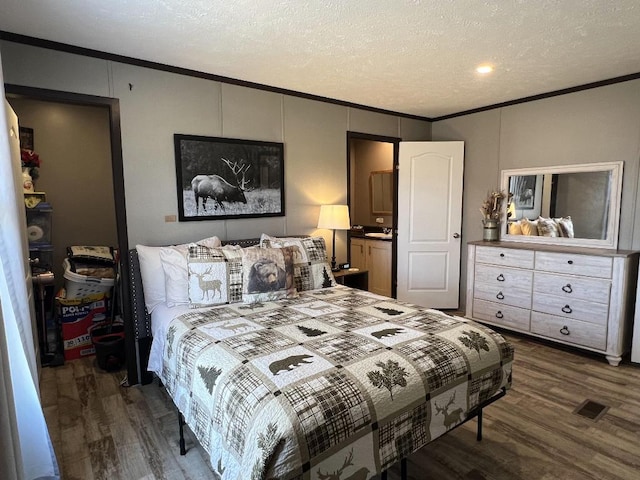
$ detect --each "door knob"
[453,233,460,238]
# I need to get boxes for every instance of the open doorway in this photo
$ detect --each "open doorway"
[4,84,137,381]
[7,97,117,291]
[346,131,400,297]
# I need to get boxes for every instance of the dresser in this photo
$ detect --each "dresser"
[466,241,639,366]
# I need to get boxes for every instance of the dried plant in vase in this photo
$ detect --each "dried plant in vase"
[479,190,505,225]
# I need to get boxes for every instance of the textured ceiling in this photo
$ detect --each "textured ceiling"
[2,0,640,118]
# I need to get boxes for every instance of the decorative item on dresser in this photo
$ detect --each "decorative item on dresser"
[479,189,505,242]
[466,241,639,366]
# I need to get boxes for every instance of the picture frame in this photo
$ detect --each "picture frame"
[509,174,537,210]
[174,134,285,221]
[19,127,34,150]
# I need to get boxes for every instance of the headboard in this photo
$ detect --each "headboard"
[127,238,261,384]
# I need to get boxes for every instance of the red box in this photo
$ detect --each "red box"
[56,290,110,361]
[61,314,96,360]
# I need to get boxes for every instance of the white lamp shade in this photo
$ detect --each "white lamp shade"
[317,205,351,230]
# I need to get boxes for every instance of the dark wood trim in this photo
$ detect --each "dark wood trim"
[4,31,640,123]
[346,131,400,298]
[4,83,136,384]
[432,72,640,121]
[0,31,430,122]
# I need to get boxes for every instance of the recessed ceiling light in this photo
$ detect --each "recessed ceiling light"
[476,65,493,74]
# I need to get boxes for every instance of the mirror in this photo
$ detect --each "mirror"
[370,170,393,215]
[501,161,623,249]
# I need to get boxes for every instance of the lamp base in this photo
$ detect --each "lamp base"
[331,266,341,272]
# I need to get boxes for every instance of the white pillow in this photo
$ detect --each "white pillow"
[135,244,166,314]
[160,236,222,307]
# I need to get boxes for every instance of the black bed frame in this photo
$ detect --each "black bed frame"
[127,241,508,480]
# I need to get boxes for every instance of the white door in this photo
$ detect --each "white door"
[396,141,464,308]
[5,101,39,370]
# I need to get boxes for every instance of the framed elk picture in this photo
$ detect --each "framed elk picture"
[174,134,285,221]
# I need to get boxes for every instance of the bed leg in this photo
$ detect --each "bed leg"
[477,408,483,441]
[401,457,407,479]
[178,412,187,455]
[380,471,387,480]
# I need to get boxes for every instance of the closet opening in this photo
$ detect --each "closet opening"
[5,84,136,382]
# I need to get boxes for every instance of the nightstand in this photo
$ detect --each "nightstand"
[333,269,368,291]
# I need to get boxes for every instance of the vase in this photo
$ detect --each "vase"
[482,219,499,241]
[22,167,34,193]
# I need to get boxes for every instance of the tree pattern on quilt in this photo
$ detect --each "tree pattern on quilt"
[251,423,280,480]
[367,359,408,400]
[198,365,222,393]
[374,306,404,316]
[297,325,327,337]
[458,330,490,359]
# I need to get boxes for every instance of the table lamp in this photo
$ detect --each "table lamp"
[317,204,351,271]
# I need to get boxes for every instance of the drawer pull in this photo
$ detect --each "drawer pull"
[560,326,570,336]
[495,311,504,319]
[499,253,505,258]
[567,260,574,265]
[562,284,573,293]
[561,305,573,314]
[496,291,505,300]
[496,273,505,282]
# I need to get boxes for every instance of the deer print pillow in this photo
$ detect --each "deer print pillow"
[158,236,222,307]
[186,244,244,308]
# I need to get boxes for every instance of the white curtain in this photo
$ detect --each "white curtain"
[0,60,59,479]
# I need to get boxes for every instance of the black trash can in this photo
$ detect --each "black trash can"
[91,323,125,371]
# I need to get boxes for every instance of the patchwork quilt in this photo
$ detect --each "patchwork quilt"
[160,286,513,480]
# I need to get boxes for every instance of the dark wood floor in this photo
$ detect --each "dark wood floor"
[40,332,640,480]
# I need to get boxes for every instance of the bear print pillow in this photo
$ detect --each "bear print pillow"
[241,246,297,303]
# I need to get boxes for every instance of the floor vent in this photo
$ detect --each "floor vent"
[573,399,609,421]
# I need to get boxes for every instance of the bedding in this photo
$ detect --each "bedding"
[148,286,513,480]
[187,244,244,308]
[136,235,221,313]
[259,234,338,291]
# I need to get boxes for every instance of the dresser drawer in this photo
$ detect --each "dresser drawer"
[475,264,533,290]
[531,311,607,350]
[533,271,610,304]
[472,299,531,331]
[476,246,534,269]
[474,283,532,309]
[534,251,613,278]
[532,292,609,326]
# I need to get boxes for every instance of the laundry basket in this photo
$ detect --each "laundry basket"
[63,258,115,299]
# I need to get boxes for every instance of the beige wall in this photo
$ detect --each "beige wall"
[8,98,116,289]
[9,41,638,312]
[0,41,430,264]
[433,80,640,308]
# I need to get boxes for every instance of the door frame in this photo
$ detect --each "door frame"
[346,131,400,297]
[4,84,136,383]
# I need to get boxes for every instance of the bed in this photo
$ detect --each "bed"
[128,236,513,480]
